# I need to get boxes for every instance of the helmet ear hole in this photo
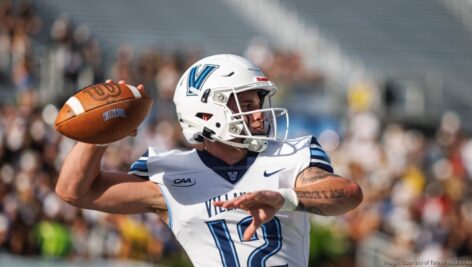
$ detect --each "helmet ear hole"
[201,89,211,103]
[196,113,213,121]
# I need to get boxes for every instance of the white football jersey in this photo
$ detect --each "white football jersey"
[129,135,333,267]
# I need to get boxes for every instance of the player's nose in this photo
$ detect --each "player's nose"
[251,111,264,122]
[250,111,265,130]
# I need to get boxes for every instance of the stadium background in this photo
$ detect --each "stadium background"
[1,0,472,266]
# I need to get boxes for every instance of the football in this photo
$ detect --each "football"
[54,82,152,144]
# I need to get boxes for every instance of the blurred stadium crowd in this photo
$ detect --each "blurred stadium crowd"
[0,1,471,266]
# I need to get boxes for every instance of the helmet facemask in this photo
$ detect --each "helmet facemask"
[209,85,289,152]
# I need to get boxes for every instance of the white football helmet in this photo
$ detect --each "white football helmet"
[173,54,288,152]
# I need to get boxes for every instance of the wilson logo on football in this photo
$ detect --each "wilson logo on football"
[102,108,126,121]
[172,178,196,187]
[84,83,122,101]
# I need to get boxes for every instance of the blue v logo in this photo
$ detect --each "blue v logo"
[187,64,218,96]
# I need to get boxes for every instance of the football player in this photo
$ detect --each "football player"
[56,54,363,267]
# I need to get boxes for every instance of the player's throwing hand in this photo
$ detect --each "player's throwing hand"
[214,190,284,241]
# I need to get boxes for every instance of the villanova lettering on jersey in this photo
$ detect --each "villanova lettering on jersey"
[205,192,247,218]
[187,64,218,96]
[309,137,333,173]
[128,150,149,179]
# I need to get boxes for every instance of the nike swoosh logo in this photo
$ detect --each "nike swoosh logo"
[264,168,285,177]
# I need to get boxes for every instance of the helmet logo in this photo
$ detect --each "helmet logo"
[187,64,219,96]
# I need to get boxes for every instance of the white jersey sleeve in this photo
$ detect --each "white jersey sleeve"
[266,135,334,189]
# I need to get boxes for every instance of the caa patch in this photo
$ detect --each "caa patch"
[172,177,196,187]
[187,64,218,96]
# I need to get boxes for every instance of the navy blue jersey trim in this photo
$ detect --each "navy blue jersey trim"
[310,155,331,163]
[130,161,147,167]
[309,136,333,173]
[129,150,150,179]
[310,148,331,163]
[129,167,148,173]
[310,136,321,146]
[196,150,259,184]
[309,162,334,173]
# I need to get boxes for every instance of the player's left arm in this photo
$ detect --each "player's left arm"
[214,167,362,240]
[293,166,363,215]
[216,168,363,216]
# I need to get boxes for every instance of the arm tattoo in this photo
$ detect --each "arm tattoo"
[295,167,355,215]
[295,189,349,215]
[296,201,326,215]
[297,167,340,186]
[296,189,348,200]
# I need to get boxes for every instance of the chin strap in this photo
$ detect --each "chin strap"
[181,118,269,152]
[243,138,267,152]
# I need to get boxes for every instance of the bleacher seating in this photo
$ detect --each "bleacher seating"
[34,0,261,62]
[283,0,472,123]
